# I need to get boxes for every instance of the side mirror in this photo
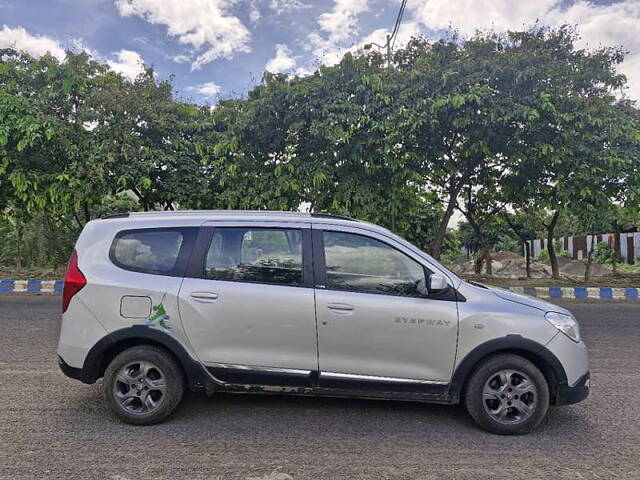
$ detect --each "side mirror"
[428,273,448,294]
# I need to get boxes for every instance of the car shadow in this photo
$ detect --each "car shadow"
[66,382,600,448]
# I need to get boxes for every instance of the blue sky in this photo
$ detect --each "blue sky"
[1,0,639,103]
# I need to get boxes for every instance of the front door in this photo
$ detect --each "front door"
[313,226,458,391]
[178,222,318,387]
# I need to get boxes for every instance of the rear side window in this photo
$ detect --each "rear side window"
[110,227,196,276]
[204,227,303,286]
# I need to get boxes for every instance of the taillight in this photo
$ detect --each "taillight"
[62,249,87,313]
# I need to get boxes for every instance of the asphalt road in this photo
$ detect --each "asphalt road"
[1,295,639,480]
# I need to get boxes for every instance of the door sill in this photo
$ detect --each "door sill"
[318,371,449,394]
[202,363,451,398]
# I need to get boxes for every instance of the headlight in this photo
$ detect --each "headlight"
[545,311,580,343]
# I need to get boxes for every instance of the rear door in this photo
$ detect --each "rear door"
[178,221,318,387]
[313,225,459,391]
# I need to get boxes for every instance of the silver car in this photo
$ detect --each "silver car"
[57,211,589,434]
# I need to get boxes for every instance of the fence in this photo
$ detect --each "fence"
[527,232,640,264]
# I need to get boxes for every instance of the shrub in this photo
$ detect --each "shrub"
[595,242,620,265]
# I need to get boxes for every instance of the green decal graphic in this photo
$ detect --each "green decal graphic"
[145,294,172,332]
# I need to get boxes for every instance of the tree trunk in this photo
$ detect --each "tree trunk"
[429,190,458,260]
[474,252,484,275]
[524,241,531,279]
[83,202,91,224]
[484,249,493,275]
[584,235,596,282]
[15,222,24,271]
[612,232,619,276]
[504,215,532,279]
[546,210,561,279]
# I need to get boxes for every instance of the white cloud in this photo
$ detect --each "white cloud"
[269,0,309,15]
[318,0,369,43]
[405,0,640,100]
[107,49,146,80]
[361,20,423,51]
[249,8,261,23]
[619,54,640,101]
[69,37,99,58]
[307,20,422,68]
[307,0,369,65]
[266,44,297,73]
[305,32,344,66]
[0,26,145,82]
[551,0,640,100]
[0,25,66,60]
[189,81,222,100]
[406,0,557,35]
[171,53,191,64]
[114,0,251,71]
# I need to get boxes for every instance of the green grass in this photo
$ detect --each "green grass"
[461,273,640,288]
[615,263,640,274]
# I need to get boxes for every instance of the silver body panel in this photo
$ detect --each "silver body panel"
[57,210,589,405]
[179,279,318,371]
[178,220,318,371]
[313,223,458,383]
[57,216,203,367]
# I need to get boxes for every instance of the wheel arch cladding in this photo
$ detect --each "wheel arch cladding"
[449,335,567,405]
[80,326,210,390]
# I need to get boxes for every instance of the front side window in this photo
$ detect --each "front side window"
[323,231,426,296]
[205,228,303,286]
[111,229,184,274]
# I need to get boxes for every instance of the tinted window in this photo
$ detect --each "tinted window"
[323,231,426,296]
[205,228,303,286]
[112,230,183,274]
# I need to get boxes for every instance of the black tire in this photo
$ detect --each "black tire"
[103,345,185,425]
[463,353,549,435]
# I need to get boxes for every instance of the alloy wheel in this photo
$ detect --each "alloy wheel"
[113,360,167,415]
[482,369,537,424]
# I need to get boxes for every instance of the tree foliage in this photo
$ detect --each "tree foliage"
[1,26,639,271]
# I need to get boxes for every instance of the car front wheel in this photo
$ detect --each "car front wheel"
[103,345,185,425]
[464,353,550,435]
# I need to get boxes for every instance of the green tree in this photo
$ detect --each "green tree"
[499,27,635,278]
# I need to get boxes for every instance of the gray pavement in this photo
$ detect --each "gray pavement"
[0,294,639,479]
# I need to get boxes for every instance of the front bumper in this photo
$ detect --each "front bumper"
[555,371,590,406]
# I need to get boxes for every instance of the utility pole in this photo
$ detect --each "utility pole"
[386,34,391,65]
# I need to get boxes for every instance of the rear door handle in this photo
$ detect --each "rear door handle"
[327,303,354,312]
[190,291,219,301]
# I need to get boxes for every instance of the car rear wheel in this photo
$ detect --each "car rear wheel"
[103,345,184,425]
[464,353,549,435]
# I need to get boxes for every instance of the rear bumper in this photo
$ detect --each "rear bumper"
[58,355,90,383]
[555,371,590,406]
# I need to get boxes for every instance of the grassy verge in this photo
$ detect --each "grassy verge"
[0,267,65,280]
[462,274,640,288]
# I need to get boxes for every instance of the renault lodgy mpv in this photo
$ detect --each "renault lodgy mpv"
[57,211,589,434]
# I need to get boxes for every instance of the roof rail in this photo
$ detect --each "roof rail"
[310,212,358,222]
[101,212,130,219]
[98,210,360,222]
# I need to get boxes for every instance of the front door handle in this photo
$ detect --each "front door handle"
[190,291,219,301]
[327,303,354,312]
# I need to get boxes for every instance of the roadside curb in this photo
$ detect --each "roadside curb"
[503,286,640,301]
[0,279,639,301]
[0,279,63,294]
